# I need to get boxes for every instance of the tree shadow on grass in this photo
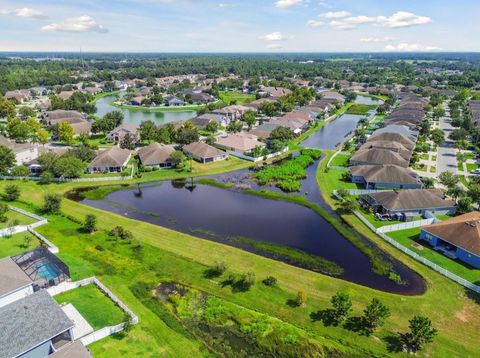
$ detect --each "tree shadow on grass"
[203,268,222,279]
[383,334,403,353]
[343,316,366,334]
[309,309,338,327]
[286,298,299,308]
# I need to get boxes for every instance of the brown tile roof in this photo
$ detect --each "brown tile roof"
[367,189,455,211]
[351,164,422,186]
[423,212,480,256]
[137,143,175,165]
[0,257,32,298]
[183,141,226,159]
[45,110,83,121]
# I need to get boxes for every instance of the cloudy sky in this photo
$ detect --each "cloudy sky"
[0,0,478,52]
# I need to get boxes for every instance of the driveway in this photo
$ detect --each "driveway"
[437,115,458,175]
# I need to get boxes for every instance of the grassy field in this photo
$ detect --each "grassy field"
[0,152,479,356]
[0,209,37,229]
[345,104,377,115]
[218,90,255,105]
[329,153,350,167]
[0,232,38,257]
[54,284,125,330]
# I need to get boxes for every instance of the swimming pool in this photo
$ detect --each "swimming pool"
[35,262,61,281]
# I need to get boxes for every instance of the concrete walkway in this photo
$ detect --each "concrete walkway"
[437,115,458,175]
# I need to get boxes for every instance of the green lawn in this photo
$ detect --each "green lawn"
[329,153,350,167]
[387,228,480,284]
[218,90,255,105]
[345,104,376,115]
[54,284,125,330]
[0,232,39,258]
[358,208,404,228]
[466,163,479,172]
[0,209,37,229]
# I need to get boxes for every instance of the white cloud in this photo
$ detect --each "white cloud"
[342,16,376,25]
[375,11,432,28]
[41,16,108,33]
[258,31,288,41]
[266,43,283,50]
[274,0,304,9]
[0,7,47,19]
[320,11,350,19]
[318,1,332,9]
[385,42,440,51]
[329,20,356,30]
[360,37,394,43]
[306,20,325,28]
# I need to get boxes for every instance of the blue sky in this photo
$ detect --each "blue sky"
[0,0,478,52]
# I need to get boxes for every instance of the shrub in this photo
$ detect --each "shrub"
[3,184,20,201]
[82,214,97,233]
[42,193,62,214]
[295,291,307,307]
[262,276,278,286]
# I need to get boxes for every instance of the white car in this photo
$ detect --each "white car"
[470,169,480,175]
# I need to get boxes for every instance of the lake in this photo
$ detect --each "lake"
[81,167,425,295]
[301,96,381,149]
[95,94,197,125]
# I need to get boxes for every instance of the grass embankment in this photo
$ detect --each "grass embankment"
[253,149,322,192]
[329,153,350,167]
[132,282,352,357]
[54,284,125,330]
[345,104,377,115]
[229,236,343,276]
[0,180,479,357]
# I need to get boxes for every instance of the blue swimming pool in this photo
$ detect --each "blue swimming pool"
[36,262,61,281]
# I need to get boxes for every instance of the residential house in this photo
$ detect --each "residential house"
[371,125,419,139]
[367,132,416,151]
[44,110,92,136]
[0,290,75,358]
[319,91,346,104]
[107,124,139,144]
[30,87,48,96]
[212,105,256,121]
[49,341,92,358]
[269,116,309,134]
[58,91,74,101]
[0,257,34,309]
[0,135,39,166]
[358,140,412,163]
[248,123,281,140]
[165,95,185,107]
[350,164,423,189]
[88,146,131,173]
[137,143,175,168]
[129,96,145,106]
[350,148,410,168]
[362,189,456,221]
[4,90,31,103]
[215,133,265,156]
[259,86,292,99]
[183,141,228,163]
[244,98,276,111]
[420,212,480,269]
[190,113,228,129]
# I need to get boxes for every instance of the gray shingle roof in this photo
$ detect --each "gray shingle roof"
[351,164,422,186]
[50,341,91,358]
[137,143,175,165]
[89,146,131,168]
[367,189,455,211]
[0,257,32,298]
[183,141,226,159]
[0,290,74,358]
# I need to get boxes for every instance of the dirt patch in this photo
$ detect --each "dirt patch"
[156,282,189,300]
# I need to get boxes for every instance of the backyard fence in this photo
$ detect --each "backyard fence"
[28,228,59,254]
[0,206,48,238]
[48,276,138,324]
[333,190,480,294]
[80,323,126,346]
[377,218,436,233]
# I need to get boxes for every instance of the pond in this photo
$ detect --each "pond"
[95,94,197,125]
[301,96,381,150]
[80,170,425,295]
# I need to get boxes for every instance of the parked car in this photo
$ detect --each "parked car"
[470,168,480,174]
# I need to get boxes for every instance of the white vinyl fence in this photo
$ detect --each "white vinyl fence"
[0,206,48,238]
[333,190,480,294]
[48,276,139,346]
[377,218,436,233]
